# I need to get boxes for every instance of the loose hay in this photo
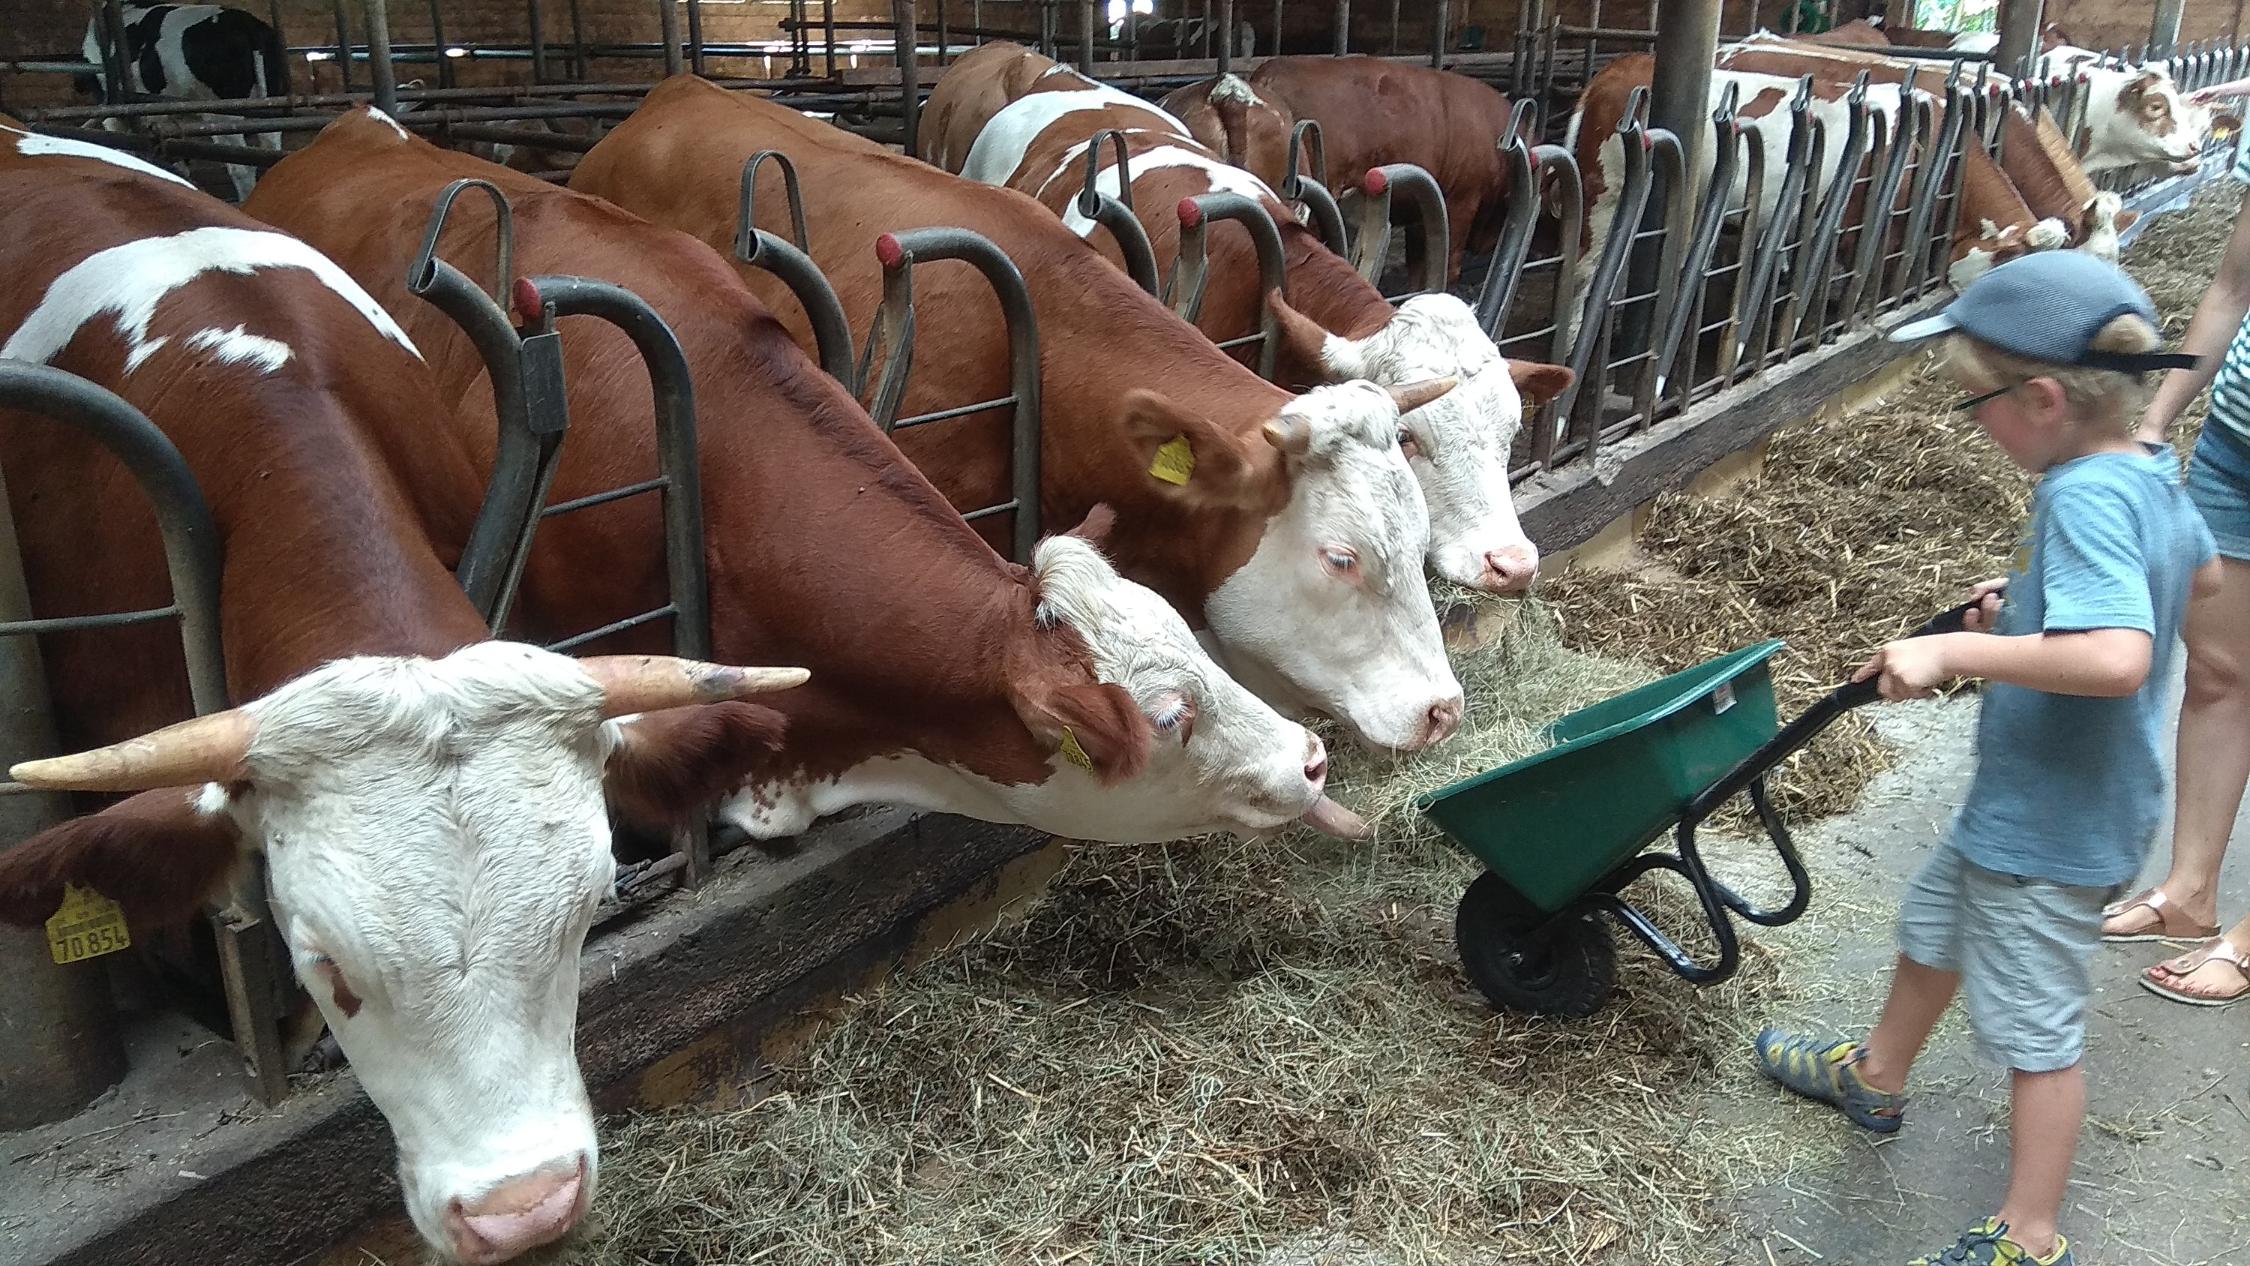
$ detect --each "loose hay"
[537,184,2242,1266]
[559,606,1787,1266]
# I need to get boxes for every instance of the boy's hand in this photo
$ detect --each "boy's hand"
[1853,635,1954,701]
[1962,578,2007,633]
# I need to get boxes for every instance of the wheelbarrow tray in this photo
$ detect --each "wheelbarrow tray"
[1416,639,1785,914]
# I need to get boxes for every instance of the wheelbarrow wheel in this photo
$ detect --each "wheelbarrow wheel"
[1454,872,1616,1018]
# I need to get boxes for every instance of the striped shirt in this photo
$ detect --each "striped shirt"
[2210,142,2250,447]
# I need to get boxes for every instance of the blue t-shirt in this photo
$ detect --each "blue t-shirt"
[1950,448,2215,887]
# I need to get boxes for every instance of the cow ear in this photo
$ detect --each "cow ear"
[0,787,245,931]
[1507,359,1575,406]
[2110,208,2141,233]
[1013,679,1152,787]
[1063,503,1118,550]
[602,702,791,829]
[1119,388,1266,506]
[1267,290,1351,386]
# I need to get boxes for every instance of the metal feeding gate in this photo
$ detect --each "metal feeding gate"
[402,177,721,884]
[0,362,301,1113]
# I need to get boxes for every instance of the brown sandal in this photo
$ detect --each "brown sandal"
[2140,937,2250,1008]
[2100,888,2220,943]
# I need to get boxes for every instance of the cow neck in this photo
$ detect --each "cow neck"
[664,287,1096,787]
[1276,222,1393,341]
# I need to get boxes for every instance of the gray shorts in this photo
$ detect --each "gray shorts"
[1896,846,2118,1074]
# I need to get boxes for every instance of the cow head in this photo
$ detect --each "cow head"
[2098,69,2210,172]
[1011,517,1367,839]
[0,643,806,1265]
[1121,381,1466,753]
[1949,216,2071,289]
[1273,291,1573,595]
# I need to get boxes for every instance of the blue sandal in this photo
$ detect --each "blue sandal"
[1908,1219,2073,1265]
[1751,1027,1906,1133]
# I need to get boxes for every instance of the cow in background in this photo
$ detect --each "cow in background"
[78,3,285,199]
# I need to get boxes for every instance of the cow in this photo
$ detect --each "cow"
[930,44,1574,593]
[1157,71,1297,189]
[1206,57,1521,283]
[246,107,1369,844]
[918,40,1188,180]
[1807,18,2076,54]
[2038,50,2221,175]
[575,75,1469,754]
[1718,37,2141,244]
[0,116,808,1264]
[78,3,285,200]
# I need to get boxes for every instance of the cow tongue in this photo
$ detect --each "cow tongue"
[1299,794,1371,841]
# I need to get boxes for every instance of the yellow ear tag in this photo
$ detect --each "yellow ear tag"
[46,883,131,966]
[1059,727,1095,772]
[1149,435,1195,486]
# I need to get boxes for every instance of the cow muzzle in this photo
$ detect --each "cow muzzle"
[446,1155,590,1264]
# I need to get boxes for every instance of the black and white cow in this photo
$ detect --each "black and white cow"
[79,3,285,199]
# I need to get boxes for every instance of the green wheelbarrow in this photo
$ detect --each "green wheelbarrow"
[1417,600,1982,1018]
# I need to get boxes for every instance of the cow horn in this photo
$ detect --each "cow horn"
[1387,376,1458,415]
[9,709,259,793]
[581,655,810,717]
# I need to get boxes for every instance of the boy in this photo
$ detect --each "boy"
[1752,251,2218,1266]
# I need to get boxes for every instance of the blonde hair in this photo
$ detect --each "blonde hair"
[1942,314,2161,435]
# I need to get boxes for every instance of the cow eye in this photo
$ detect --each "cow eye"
[1320,548,1360,575]
[1396,427,1420,458]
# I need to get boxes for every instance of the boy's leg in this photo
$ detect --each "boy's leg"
[1994,1062,2086,1260]
[1943,863,2107,1265]
[1855,955,1959,1095]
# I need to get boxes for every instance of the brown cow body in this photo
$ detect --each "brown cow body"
[1220,57,1518,281]
[245,108,1356,843]
[574,76,1465,753]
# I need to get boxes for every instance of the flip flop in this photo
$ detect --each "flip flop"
[2140,937,2250,1008]
[2100,888,2220,943]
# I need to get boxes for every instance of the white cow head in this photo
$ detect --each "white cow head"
[713,522,1369,843]
[1275,292,1573,594]
[1121,381,1466,753]
[2083,65,2212,173]
[0,643,807,1266]
[1016,524,1367,838]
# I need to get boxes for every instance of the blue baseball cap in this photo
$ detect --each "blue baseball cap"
[1889,251,2197,373]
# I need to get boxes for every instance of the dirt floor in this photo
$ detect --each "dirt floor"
[326,185,2249,1266]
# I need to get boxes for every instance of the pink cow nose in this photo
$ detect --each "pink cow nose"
[1420,695,1466,749]
[1483,546,1539,594]
[1304,735,1330,788]
[447,1157,588,1265]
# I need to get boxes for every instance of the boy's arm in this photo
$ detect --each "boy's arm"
[1856,628,2152,701]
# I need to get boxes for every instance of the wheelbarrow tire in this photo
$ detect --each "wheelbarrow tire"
[1455,872,1616,1018]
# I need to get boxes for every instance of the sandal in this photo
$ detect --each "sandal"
[2100,888,2219,943]
[2140,937,2250,1008]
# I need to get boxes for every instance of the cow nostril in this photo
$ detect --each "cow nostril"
[1426,698,1464,745]
[1305,752,1328,784]
[1483,549,1538,591]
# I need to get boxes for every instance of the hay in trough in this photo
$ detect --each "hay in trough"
[552,604,1799,1266]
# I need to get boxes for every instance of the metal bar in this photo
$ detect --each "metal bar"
[1174,192,1287,378]
[1431,0,1448,67]
[1334,0,1350,54]
[890,394,1017,427]
[1791,74,1873,347]
[534,275,711,660]
[895,0,922,158]
[571,0,589,78]
[546,605,679,651]
[427,0,454,89]
[735,150,860,386]
[871,228,1045,562]
[687,0,708,75]
[1555,98,1649,439]
[1995,0,2043,78]
[1217,0,1236,73]
[658,0,683,76]
[1473,123,1544,334]
[0,607,181,636]
[1081,0,1097,68]
[528,0,548,82]
[1348,163,1449,296]
[2152,0,2187,61]
[542,477,669,516]
[362,0,398,116]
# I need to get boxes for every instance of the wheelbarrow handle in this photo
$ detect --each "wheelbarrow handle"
[1831,592,1992,710]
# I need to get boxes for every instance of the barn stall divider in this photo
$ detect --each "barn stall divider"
[2,2,2242,1261]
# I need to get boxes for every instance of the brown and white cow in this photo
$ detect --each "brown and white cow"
[577,75,1466,753]
[0,117,807,1265]
[1215,57,1521,282]
[2038,49,2220,175]
[247,107,1365,844]
[931,46,1573,593]
[1157,71,1296,189]
[1571,49,2063,302]
[920,40,1187,180]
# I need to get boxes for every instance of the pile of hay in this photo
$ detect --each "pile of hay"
[559,607,1791,1266]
